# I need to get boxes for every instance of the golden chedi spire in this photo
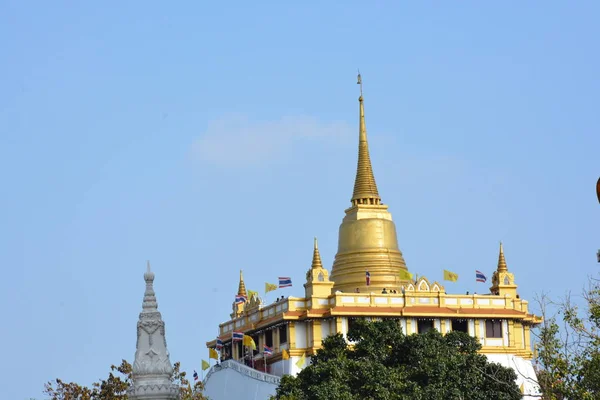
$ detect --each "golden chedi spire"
[352,73,381,206]
[497,241,508,272]
[237,270,247,297]
[330,74,408,294]
[231,269,248,319]
[305,237,333,298]
[312,237,323,269]
[490,241,517,297]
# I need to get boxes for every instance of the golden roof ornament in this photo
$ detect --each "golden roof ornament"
[237,270,247,297]
[311,237,323,269]
[351,72,381,206]
[498,242,508,272]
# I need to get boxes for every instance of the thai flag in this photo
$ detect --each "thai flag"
[366,271,371,286]
[193,370,198,381]
[216,338,223,350]
[235,294,247,304]
[232,331,244,341]
[278,277,292,288]
[263,345,273,355]
[476,270,487,283]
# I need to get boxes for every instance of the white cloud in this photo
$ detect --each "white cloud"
[192,114,354,167]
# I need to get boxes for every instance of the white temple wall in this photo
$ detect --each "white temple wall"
[321,319,330,338]
[485,353,541,399]
[468,319,475,336]
[399,318,407,334]
[203,362,280,400]
[295,322,307,348]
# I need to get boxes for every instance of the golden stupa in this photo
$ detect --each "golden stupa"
[330,74,409,293]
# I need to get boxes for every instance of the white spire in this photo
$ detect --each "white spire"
[128,262,179,400]
[142,261,158,312]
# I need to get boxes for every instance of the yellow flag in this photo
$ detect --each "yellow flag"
[399,269,413,280]
[295,353,306,369]
[209,348,219,360]
[265,282,278,293]
[243,335,256,350]
[202,359,210,371]
[520,382,525,394]
[282,349,290,360]
[443,269,459,282]
[248,289,258,299]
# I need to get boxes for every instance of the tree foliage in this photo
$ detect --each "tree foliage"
[43,360,207,400]
[535,276,600,399]
[274,319,521,400]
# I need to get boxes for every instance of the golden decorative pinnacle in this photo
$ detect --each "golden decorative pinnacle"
[357,70,363,97]
[237,270,247,296]
[311,237,323,269]
[351,73,381,206]
[497,242,508,272]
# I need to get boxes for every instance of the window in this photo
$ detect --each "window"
[265,330,273,347]
[348,317,360,333]
[279,325,288,344]
[451,319,468,333]
[486,320,503,338]
[417,319,434,334]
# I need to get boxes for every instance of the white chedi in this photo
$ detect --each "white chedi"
[128,263,179,400]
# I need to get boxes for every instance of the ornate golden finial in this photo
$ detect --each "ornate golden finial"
[351,73,381,206]
[237,270,247,296]
[498,241,508,272]
[312,237,323,269]
[357,69,363,98]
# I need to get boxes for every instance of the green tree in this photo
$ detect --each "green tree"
[43,360,207,400]
[535,277,600,399]
[274,319,521,400]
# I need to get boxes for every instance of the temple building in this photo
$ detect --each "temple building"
[203,77,543,399]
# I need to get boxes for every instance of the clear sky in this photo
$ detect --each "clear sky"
[1,1,599,399]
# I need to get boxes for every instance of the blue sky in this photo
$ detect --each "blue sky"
[1,1,599,399]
